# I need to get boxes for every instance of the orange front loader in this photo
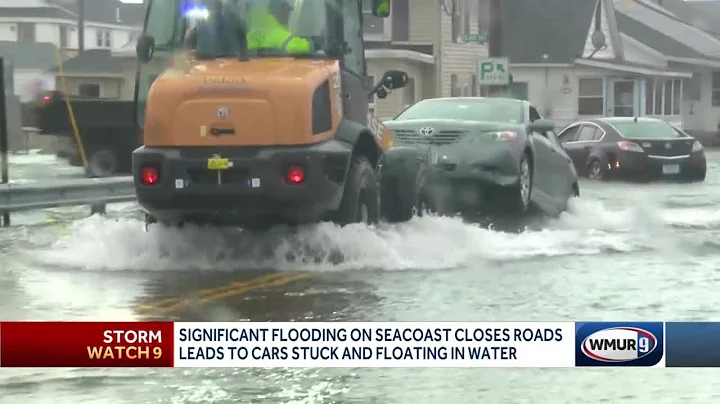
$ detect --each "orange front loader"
[132,0,425,229]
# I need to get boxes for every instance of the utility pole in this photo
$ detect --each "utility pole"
[488,0,502,57]
[78,0,85,53]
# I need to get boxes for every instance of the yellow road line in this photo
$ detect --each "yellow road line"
[136,272,312,317]
[137,272,292,308]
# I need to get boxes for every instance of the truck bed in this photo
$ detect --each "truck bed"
[36,96,136,135]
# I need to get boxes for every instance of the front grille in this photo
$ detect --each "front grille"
[393,129,467,146]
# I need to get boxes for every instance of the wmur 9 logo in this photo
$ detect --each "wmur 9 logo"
[575,322,664,367]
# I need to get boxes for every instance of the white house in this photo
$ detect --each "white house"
[364,0,491,120]
[502,0,720,138]
[0,0,143,101]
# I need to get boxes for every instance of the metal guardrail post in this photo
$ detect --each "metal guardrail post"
[0,57,9,227]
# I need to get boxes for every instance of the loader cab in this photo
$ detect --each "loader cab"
[133,0,406,131]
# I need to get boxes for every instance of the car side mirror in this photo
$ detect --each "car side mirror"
[371,0,390,17]
[529,119,555,133]
[371,70,408,100]
[136,35,155,63]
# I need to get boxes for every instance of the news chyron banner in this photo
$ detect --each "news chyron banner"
[0,321,714,367]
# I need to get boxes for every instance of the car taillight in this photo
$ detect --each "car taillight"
[692,140,703,152]
[140,166,159,185]
[286,165,305,184]
[617,141,644,152]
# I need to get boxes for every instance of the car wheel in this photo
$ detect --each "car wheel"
[587,159,605,180]
[334,156,380,225]
[504,152,532,213]
[381,162,431,222]
[87,149,118,178]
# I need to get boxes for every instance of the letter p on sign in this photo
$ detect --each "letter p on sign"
[477,57,510,86]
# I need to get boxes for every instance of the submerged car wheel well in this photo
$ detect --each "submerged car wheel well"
[524,146,533,171]
[352,131,380,169]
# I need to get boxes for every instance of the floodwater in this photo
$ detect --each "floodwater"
[1,151,719,403]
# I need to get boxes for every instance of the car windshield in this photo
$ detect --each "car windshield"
[612,121,683,139]
[148,0,333,59]
[394,99,524,124]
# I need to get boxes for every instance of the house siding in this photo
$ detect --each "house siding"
[439,0,488,98]
[0,22,18,41]
[407,0,437,44]
[581,0,617,59]
[688,69,720,132]
[511,66,579,128]
[60,76,123,99]
[367,58,427,120]
[0,18,138,50]
[511,66,644,129]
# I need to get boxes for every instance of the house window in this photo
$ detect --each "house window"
[646,78,682,116]
[59,25,69,48]
[451,74,460,96]
[78,83,100,98]
[362,0,390,40]
[712,72,720,106]
[17,23,35,43]
[577,78,604,115]
[403,77,416,108]
[509,82,529,101]
[96,30,112,47]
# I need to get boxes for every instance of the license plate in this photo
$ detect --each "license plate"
[207,157,229,170]
[662,164,680,175]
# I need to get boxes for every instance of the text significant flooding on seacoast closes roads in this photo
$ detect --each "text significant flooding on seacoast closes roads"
[176,326,565,362]
[179,327,563,343]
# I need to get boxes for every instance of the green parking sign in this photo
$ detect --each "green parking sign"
[477,57,509,85]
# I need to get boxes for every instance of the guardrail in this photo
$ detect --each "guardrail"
[0,176,136,226]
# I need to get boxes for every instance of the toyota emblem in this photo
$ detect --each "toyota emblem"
[419,127,435,136]
[217,107,229,118]
[665,142,671,149]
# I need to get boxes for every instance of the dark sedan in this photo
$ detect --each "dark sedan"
[383,97,579,217]
[558,117,706,182]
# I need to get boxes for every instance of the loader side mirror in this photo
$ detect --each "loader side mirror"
[370,70,408,100]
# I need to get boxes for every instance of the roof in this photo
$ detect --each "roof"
[0,6,76,19]
[502,0,598,63]
[645,0,720,37]
[1,0,144,26]
[614,13,712,59]
[54,49,134,74]
[614,0,720,60]
[0,41,60,69]
[364,43,433,56]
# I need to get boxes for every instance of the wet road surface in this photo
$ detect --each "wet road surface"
[1,151,720,403]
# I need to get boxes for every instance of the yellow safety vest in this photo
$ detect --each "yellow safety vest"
[246,9,311,54]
